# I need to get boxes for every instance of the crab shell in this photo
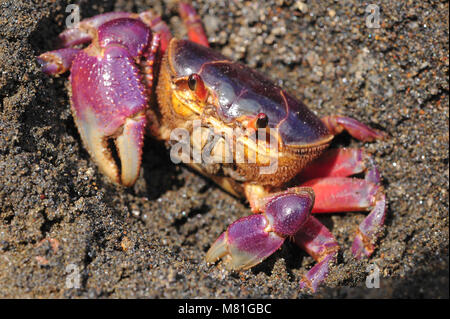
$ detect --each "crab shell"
[156,39,334,189]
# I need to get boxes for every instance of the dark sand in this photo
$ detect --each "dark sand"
[0,0,448,298]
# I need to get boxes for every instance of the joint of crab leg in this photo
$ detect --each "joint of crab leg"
[58,12,134,48]
[322,115,387,142]
[140,33,160,92]
[37,48,80,75]
[206,190,314,270]
[97,18,151,58]
[352,192,387,259]
[138,11,172,53]
[264,190,314,236]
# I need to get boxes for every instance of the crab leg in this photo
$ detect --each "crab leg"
[58,12,135,48]
[37,48,81,75]
[322,115,387,142]
[302,177,379,213]
[294,216,339,292]
[138,11,173,54]
[298,148,370,182]
[207,186,342,292]
[178,2,210,47]
[295,145,386,259]
[300,176,386,259]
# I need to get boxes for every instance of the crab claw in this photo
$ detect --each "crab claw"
[206,190,314,270]
[68,18,158,186]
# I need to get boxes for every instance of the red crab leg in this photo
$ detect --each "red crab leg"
[294,216,339,292]
[298,148,370,182]
[296,145,386,259]
[302,177,380,213]
[179,2,210,47]
[322,115,387,142]
[301,177,386,259]
[298,148,383,211]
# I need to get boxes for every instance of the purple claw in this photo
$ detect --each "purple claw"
[97,18,151,57]
[70,43,149,186]
[39,15,159,186]
[206,189,313,270]
[206,214,285,270]
[265,192,313,236]
[352,192,387,259]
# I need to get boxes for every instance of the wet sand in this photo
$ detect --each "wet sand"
[0,0,448,298]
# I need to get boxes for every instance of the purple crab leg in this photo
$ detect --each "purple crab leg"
[301,177,386,259]
[322,115,387,142]
[37,48,80,75]
[58,12,134,48]
[206,189,314,270]
[294,216,339,292]
[351,192,386,259]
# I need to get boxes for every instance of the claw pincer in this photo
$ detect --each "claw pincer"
[206,190,313,270]
[70,18,154,186]
[39,17,159,186]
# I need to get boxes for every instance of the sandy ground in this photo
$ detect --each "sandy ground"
[0,0,448,298]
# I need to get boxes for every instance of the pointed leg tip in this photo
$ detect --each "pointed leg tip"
[298,253,336,293]
[299,279,316,293]
[205,232,228,264]
[37,56,59,75]
[351,234,375,259]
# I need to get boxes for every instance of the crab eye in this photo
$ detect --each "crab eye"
[186,73,208,102]
[256,113,269,129]
[188,73,199,91]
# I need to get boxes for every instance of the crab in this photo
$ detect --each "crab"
[37,2,387,292]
